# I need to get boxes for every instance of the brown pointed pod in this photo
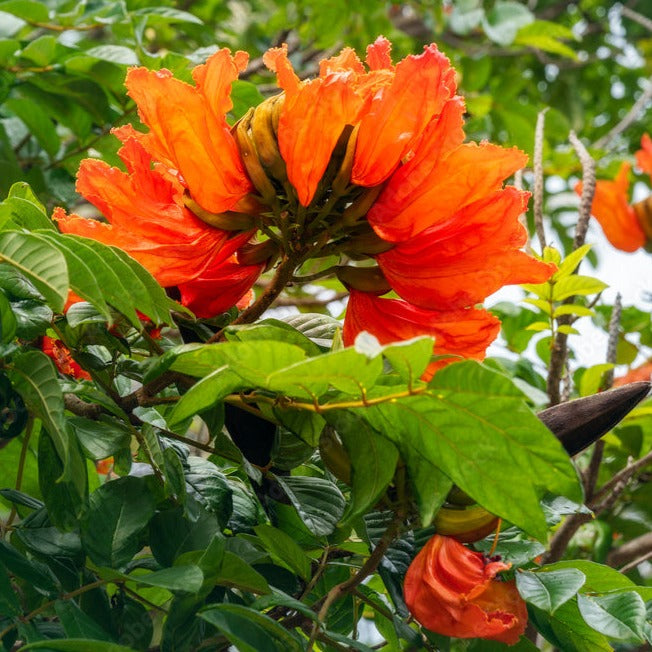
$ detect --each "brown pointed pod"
[537,381,651,456]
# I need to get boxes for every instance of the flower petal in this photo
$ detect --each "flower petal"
[635,133,652,178]
[404,535,527,645]
[265,45,364,206]
[577,163,645,252]
[55,134,234,286]
[125,49,252,214]
[378,187,555,309]
[342,291,500,378]
[352,42,456,187]
[367,101,525,243]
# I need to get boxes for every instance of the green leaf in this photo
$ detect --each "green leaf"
[482,0,534,45]
[526,321,551,332]
[0,290,16,343]
[529,601,612,651]
[552,275,608,301]
[38,428,87,531]
[84,45,139,65]
[0,0,49,21]
[226,319,322,356]
[0,231,68,312]
[133,6,203,24]
[266,347,383,399]
[326,411,399,525]
[523,298,552,315]
[27,232,112,321]
[128,565,204,593]
[284,312,341,347]
[254,523,312,581]
[80,476,156,568]
[0,540,58,593]
[557,325,579,335]
[184,457,233,528]
[199,604,301,652]
[578,363,614,397]
[274,475,345,537]
[55,600,112,641]
[362,361,582,540]
[216,551,270,594]
[577,592,647,642]
[0,196,54,231]
[516,568,585,613]
[168,366,242,426]
[170,341,307,378]
[515,21,577,60]
[20,34,57,66]
[553,304,594,318]
[69,417,130,460]
[381,337,433,383]
[5,96,59,158]
[8,351,73,479]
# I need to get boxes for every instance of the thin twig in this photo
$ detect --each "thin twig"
[591,449,652,504]
[593,75,652,150]
[618,549,652,574]
[621,6,652,34]
[533,108,548,252]
[603,293,622,390]
[608,532,652,569]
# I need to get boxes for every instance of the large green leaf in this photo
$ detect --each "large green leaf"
[29,232,112,321]
[80,476,156,568]
[265,347,383,399]
[0,231,68,312]
[199,604,302,652]
[254,523,312,581]
[184,457,233,529]
[168,366,243,426]
[326,411,399,525]
[55,600,112,641]
[0,290,16,343]
[577,592,647,643]
[274,475,345,537]
[516,568,585,613]
[216,552,270,594]
[8,351,74,480]
[169,341,307,378]
[127,565,204,593]
[360,361,582,539]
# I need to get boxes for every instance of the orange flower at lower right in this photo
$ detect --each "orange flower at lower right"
[404,534,527,645]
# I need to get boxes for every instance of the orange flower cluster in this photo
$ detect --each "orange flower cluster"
[577,134,652,252]
[55,37,554,369]
[404,534,528,644]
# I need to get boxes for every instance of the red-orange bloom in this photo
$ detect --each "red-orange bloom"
[55,128,261,315]
[577,163,645,252]
[42,336,91,381]
[125,49,252,214]
[614,360,652,387]
[342,291,501,379]
[404,534,528,645]
[376,187,555,310]
[577,134,652,252]
[263,36,456,206]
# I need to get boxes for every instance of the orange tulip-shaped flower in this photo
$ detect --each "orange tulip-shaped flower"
[577,134,652,252]
[263,36,456,206]
[404,534,528,645]
[576,162,645,252]
[55,127,262,315]
[125,48,253,214]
